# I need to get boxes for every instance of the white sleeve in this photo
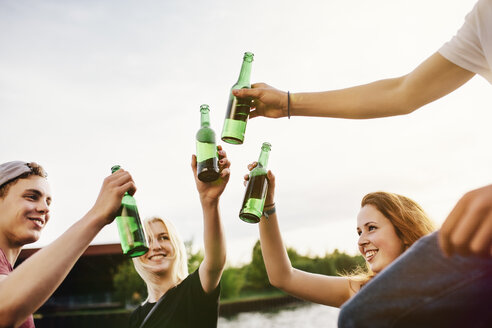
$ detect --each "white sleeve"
[438,0,492,84]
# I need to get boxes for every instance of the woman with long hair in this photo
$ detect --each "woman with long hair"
[129,147,230,328]
[245,163,435,307]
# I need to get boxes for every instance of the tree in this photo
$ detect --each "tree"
[185,239,204,273]
[112,259,147,307]
[243,240,271,290]
[220,266,246,300]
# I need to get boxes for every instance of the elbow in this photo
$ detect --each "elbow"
[393,75,428,115]
[267,269,291,290]
[269,277,285,290]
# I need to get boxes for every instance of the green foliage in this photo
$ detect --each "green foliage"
[243,240,271,291]
[112,239,365,304]
[220,266,246,300]
[112,259,147,305]
[330,249,366,275]
[185,239,204,273]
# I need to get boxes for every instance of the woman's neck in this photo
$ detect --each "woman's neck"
[147,277,178,302]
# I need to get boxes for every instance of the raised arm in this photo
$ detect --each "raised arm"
[248,165,356,308]
[192,146,229,294]
[234,52,475,120]
[0,169,135,328]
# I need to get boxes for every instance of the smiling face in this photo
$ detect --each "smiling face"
[140,220,176,275]
[357,204,405,274]
[0,176,52,247]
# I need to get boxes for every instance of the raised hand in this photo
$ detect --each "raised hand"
[90,169,136,226]
[244,161,276,206]
[192,145,231,204]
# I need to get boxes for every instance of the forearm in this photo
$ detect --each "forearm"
[258,211,294,288]
[291,76,413,119]
[290,53,474,119]
[0,212,105,327]
[200,199,226,273]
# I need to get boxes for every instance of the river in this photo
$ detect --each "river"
[218,303,340,327]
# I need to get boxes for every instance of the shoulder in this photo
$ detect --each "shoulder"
[178,268,220,302]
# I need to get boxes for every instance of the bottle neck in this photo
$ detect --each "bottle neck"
[237,59,252,86]
[257,149,270,168]
[200,110,210,128]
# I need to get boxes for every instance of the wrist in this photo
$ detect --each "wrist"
[263,202,276,219]
[200,196,219,208]
[83,208,108,232]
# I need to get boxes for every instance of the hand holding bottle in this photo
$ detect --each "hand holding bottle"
[192,145,231,205]
[233,83,288,119]
[89,168,137,226]
[244,162,276,210]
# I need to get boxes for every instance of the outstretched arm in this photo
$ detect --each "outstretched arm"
[234,52,474,119]
[0,169,136,328]
[192,146,229,294]
[248,165,356,307]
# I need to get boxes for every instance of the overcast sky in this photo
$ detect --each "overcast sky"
[1,0,489,265]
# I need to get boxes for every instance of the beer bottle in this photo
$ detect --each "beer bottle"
[196,104,220,182]
[221,51,254,144]
[111,165,149,257]
[239,142,272,223]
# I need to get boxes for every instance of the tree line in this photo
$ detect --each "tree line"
[113,240,365,305]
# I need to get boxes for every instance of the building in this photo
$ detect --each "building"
[17,243,129,313]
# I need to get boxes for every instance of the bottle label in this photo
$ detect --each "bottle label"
[116,205,147,256]
[196,141,217,162]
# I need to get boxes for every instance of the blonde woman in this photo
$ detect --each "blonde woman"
[129,148,229,328]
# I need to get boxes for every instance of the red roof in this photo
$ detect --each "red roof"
[18,243,123,260]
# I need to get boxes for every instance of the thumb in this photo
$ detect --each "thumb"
[191,154,198,176]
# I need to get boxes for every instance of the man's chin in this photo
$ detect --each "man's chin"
[20,233,41,246]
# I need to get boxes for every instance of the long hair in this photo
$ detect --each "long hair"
[349,191,436,288]
[132,217,188,298]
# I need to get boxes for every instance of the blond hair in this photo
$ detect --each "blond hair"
[132,217,188,297]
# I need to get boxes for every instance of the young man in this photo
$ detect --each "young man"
[0,161,136,327]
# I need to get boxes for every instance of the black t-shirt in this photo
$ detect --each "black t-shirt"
[129,269,220,328]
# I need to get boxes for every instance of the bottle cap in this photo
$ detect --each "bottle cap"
[261,142,272,151]
[111,165,121,173]
[200,104,210,112]
[243,52,254,62]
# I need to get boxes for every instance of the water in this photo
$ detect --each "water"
[218,303,340,328]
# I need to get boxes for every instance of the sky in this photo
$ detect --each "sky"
[1,0,490,266]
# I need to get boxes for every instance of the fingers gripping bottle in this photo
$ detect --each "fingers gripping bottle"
[196,104,220,182]
[111,165,149,257]
[239,142,272,223]
[221,52,254,144]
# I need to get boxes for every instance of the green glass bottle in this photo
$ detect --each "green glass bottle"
[196,104,220,182]
[239,142,272,223]
[221,51,254,145]
[111,165,149,257]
